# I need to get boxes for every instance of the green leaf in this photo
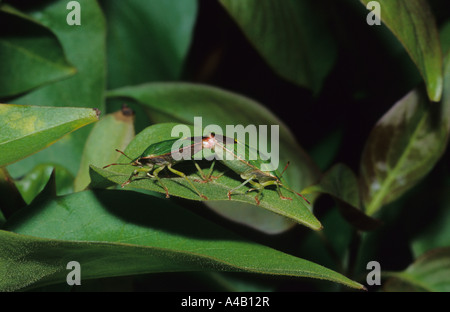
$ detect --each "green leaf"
[440,21,450,57]
[0,190,364,291]
[101,0,197,89]
[307,164,361,209]
[360,53,450,216]
[360,0,443,101]
[14,164,74,204]
[220,0,337,93]
[305,164,381,231]
[0,5,76,97]
[383,247,450,292]
[106,82,321,234]
[6,0,106,178]
[0,104,99,167]
[74,106,135,192]
[91,123,322,231]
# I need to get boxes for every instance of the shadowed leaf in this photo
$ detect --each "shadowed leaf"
[0,4,75,97]
[101,0,197,89]
[305,164,381,231]
[6,0,106,178]
[383,247,450,292]
[360,53,450,215]
[219,0,336,93]
[360,0,443,101]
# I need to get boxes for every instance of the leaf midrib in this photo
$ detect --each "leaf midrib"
[0,39,74,73]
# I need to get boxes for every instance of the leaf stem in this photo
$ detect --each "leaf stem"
[316,230,345,274]
[346,229,362,280]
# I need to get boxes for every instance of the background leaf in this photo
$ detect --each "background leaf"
[440,21,450,56]
[0,104,99,167]
[383,247,450,291]
[305,164,381,231]
[74,106,135,192]
[219,0,337,94]
[14,164,74,204]
[0,4,75,97]
[360,85,450,216]
[1,190,363,291]
[6,0,106,178]
[360,0,443,101]
[100,0,198,89]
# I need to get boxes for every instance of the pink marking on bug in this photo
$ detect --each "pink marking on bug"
[202,133,217,149]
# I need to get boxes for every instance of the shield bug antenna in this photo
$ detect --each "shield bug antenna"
[277,161,311,205]
[102,149,138,168]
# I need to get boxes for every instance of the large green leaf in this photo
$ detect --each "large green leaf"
[106,83,321,234]
[0,104,99,167]
[0,190,364,291]
[383,247,450,292]
[360,0,443,101]
[0,4,75,97]
[100,0,197,89]
[91,123,322,231]
[74,107,135,192]
[220,0,337,93]
[361,52,450,216]
[6,0,106,178]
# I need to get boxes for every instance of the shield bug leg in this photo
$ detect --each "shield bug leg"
[121,167,151,187]
[167,164,208,200]
[193,160,221,183]
[227,176,254,200]
[260,180,292,201]
[245,186,263,205]
[151,166,171,198]
[122,168,152,187]
[254,190,262,205]
[276,185,292,201]
[193,161,210,182]
[247,180,266,205]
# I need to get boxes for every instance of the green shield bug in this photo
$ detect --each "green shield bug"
[103,137,208,200]
[201,133,311,205]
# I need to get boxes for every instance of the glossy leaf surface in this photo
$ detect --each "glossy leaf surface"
[0,104,99,167]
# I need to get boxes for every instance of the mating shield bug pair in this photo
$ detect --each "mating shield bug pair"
[103,133,310,205]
